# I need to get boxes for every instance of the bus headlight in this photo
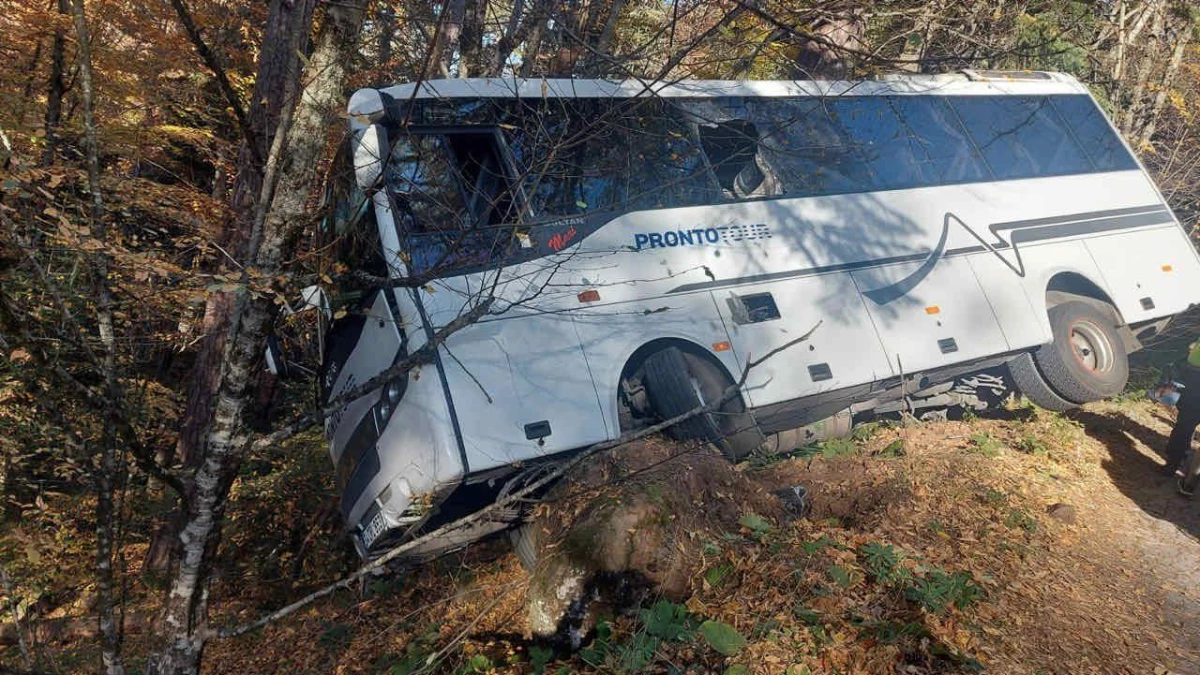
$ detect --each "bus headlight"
[385,379,403,405]
[374,377,405,426]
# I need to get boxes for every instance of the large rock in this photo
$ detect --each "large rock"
[524,437,783,646]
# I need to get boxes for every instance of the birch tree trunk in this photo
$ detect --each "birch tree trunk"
[1134,29,1191,147]
[174,0,318,472]
[144,0,369,672]
[67,0,126,673]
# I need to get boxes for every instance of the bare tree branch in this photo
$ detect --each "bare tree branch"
[166,0,262,166]
[218,321,821,639]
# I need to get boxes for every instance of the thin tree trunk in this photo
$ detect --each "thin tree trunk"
[67,0,125,673]
[458,0,487,77]
[144,1,370,672]
[487,0,526,75]
[1135,30,1189,147]
[14,39,44,133]
[173,0,316,471]
[42,0,69,167]
[1111,0,1128,83]
[589,0,624,74]
[518,1,550,77]
[377,6,395,72]
[437,0,466,78]
[1121,2,1164,136]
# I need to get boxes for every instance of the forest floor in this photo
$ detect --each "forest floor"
[14,398,1200,674]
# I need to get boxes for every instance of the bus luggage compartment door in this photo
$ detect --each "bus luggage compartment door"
[716,272,895,408]
[1084,226,1200,323]
[851,256,1008,375]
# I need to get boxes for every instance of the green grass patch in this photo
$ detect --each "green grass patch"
[968,432,1003,457]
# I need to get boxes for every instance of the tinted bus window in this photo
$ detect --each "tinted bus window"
[948,96,1093,179]
[747,98,875,197]
[736,96,991,197]
[888,97,990,185]
[1048,95,1138,172]
[506,99,720,219]
[827,97,928,190]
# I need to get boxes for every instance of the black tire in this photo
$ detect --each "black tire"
[1032,300,1129,404]
[1007,353,1077,412]
[641,347,763,460]
[508,523,537,570]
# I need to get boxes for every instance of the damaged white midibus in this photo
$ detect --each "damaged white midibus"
[321,72,1200,558]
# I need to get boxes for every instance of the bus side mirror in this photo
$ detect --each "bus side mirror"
[264,285,330,377]
[348,89,388,190]
[353,125,388,191]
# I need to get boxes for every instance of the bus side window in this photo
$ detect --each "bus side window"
[507,98,721,218]
[1047,96,1138,172]
[748,98,876,197]
[948,96,1093,179]
[888,96,990,185]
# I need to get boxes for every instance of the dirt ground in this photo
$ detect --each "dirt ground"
[31,399,1200,674]
[1069,402,1200,670]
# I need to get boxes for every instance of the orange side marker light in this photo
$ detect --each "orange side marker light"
[1163,264,1174,272]
[925,306,941,315]
[713,341,732,352]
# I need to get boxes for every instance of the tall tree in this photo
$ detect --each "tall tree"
[144,0,370,671]
[41,0,69,167]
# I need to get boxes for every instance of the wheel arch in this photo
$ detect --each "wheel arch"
[1042,270,1143,352]
[614,337,742,430]
[619,337,738,390]
[1044,271,1124,323]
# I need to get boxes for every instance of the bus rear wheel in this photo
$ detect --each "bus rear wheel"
[1007,353,1077,412]
[1033,300,1129,404]
[641,347,762,461]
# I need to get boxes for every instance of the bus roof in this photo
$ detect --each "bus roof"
[369,71,1088,104]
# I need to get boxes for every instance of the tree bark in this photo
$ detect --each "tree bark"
[518,1,550,77]
[377,5,396,72]
[1121,2,1164,137]
[144,1,369,672]
[436,0,466,78]
[1134,24,1190,147]
[67,0,125,673]
[173,0,317,471]
[42,0,69,167]
[458,0,488,77]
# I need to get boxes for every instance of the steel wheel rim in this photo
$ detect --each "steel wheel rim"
[1069,320,1113,373]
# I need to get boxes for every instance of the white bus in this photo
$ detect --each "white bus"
[323,72,1200,558]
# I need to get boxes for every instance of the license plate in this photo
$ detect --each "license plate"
[361,511,388,549]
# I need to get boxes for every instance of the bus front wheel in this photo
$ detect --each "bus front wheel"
[641,347,762,461]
